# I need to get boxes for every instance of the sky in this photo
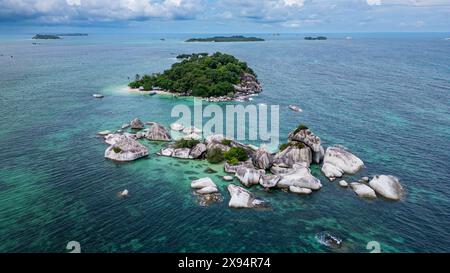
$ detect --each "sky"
[0,0,449,33]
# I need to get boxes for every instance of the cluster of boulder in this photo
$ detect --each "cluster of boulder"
[100,118,172,161]
[191,177,222,206]
[99,119,404,204]
[339,175,404,200]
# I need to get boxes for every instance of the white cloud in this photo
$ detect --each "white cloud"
[367,0,381,6]
[0,0,204,22]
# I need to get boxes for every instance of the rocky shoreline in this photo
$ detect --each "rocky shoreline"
[130,72,262,102]
[98,119,405,207]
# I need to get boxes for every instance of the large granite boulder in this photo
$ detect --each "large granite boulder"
[206,142,230,153]
[369,175,404,201]
[277,164,322,190]
[321,145,364,181]
[191,177,217,189]
[288,127,324,163]
[104,135,149,161]
[189,143,207,159]
[172,148,191,159]
[235,166,265,187]
[289,186,312,195]
[260,174,281,188]
[158,147,174,157]
[145,123,172,141]
[227,184,266,209]
[224,160,253,173]
[191,178,221,206]
[273,144,312,168]
[130,118,145,129]
[350,182,377,199]
[252,147,273,170]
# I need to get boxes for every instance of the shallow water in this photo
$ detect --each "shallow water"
[0,33,449,252]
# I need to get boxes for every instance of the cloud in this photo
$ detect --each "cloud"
[0,0,205,23]
[0,0,449,31]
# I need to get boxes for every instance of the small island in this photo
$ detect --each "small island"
[185,36,265,43]
[129,52,262,101]
[55,33,88,36]
[32,34,61,40]
[304,36,327,40]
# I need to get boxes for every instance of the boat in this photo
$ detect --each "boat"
[92,94,104,98]
[148,91,157,95]
[289,105,303,112]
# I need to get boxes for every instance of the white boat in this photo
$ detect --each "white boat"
[92,94,104,98]
[289,105,303,112]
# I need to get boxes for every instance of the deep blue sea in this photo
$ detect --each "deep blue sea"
[0,32,449,252]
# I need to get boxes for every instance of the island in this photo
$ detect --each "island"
[55,33,88,36]
[32,34,61,40]
[129,52,262,101]
[185,36,265,43]
[304,36,327,40]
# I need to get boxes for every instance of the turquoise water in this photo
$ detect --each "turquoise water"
[0,33,449,252]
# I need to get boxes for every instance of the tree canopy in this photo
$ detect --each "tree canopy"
[129,52,257,98]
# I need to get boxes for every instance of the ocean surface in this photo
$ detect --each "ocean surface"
[0,33,449,253]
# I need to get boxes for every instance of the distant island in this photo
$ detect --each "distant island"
[32,33,88,40]
[129,52,262,101]
[32,34,61,40]
[304,36,327,40]
[55,33,88,36]
[185,36,265,42]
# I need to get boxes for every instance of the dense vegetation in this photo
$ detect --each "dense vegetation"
[186,36,264,42]
[279,141,306,152]
[206,148,225,164]
[304,36,327,40]
[32,34,61,40]
[174,139,200,149]
[293,124,309,135]
[129,52,257,97]
[224,147,249,165]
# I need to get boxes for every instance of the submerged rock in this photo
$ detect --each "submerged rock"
[191,177,221,206]
[350,182,377,199]
[195,192,223,207]
[235,166,265,187]
[130,118,145,129]
[104,135,149,162]
[145,123,172,141]
[227,184,266,209]
[321,145,364,181]
[369,175,404,201]
[315,232,343,249]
